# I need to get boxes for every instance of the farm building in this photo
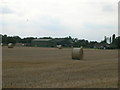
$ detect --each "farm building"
[31,39,56,47]
[15,43,25,47]
[94,43,110,49]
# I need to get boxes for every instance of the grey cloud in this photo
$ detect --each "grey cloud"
[0,7,14,14]
[102,5,114,12]
[83,23,116,30]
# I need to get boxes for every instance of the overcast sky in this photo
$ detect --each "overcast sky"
[0,0,118,42]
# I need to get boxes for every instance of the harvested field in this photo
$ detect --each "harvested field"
[2,47,118,88]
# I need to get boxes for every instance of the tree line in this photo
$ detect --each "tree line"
[1,34,120,49]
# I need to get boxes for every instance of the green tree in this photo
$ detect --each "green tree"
[110,37,112,44]
[13,36,21,43]
[112,34,116,44]
[2,34,8,44]
[100,36,107,44]
[114,36,120,49]
[7,37,16,44]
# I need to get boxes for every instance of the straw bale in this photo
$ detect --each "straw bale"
[72,47,83,60]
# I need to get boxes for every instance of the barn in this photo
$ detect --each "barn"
[94,43,110,49]
[31,39,56,47]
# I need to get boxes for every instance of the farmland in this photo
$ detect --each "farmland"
[2,47,118,88]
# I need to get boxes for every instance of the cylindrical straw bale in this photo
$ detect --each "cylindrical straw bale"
[56,45,62,49]
[72,47,83,60]
[8,43,14,48]
[1,43,3,46]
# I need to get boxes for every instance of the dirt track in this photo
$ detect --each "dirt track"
[2,47,118,88]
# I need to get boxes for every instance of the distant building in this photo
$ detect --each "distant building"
[15,43,24,47]
[31,39,56,47]
[94,43,110,49]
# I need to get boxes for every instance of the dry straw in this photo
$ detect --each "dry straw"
[72,46,83,60]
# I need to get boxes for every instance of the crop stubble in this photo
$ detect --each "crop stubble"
[2,47,118,88]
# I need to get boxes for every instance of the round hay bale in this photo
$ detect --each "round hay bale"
[56,45,62,49]
[8,43,14,48]
[0,43,3,46]
[72,47,83,60]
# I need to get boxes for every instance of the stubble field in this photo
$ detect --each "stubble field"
[2,47,118,88]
